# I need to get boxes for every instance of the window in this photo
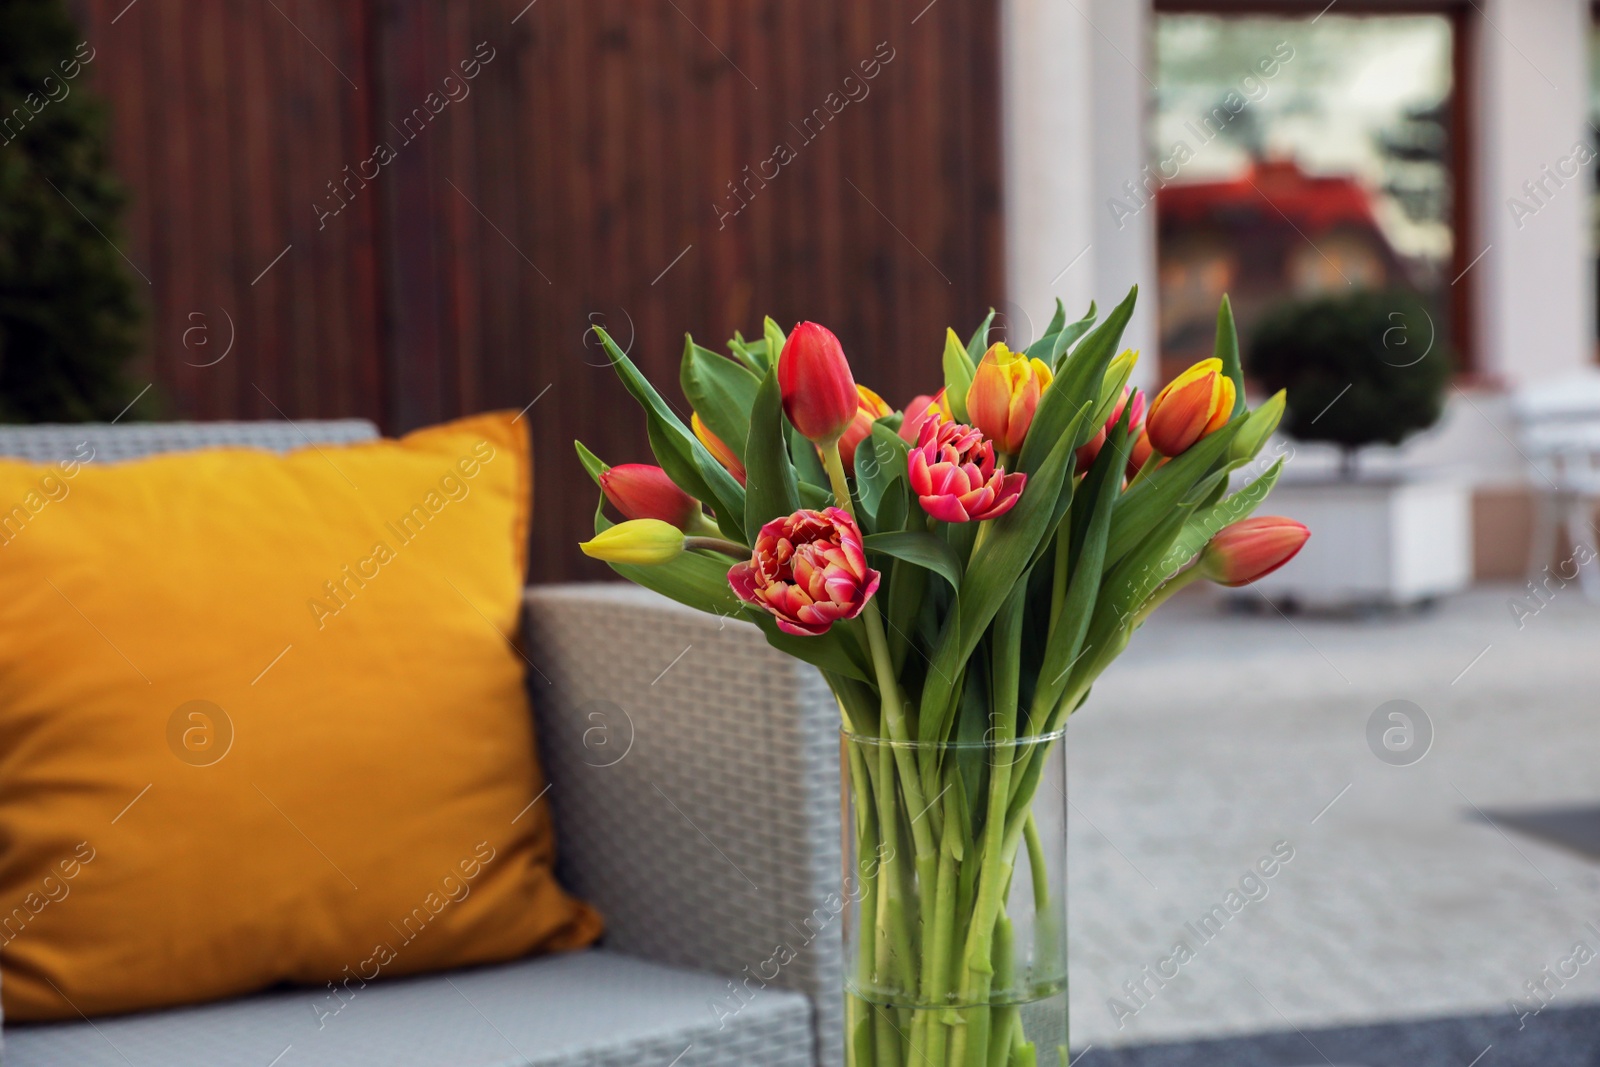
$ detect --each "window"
[1151,11,1458,380]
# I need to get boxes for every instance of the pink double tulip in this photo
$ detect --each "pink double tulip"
[779,322,859,446]
[728,508,881,636]
[1077,387,1146,471]
[899,390,951,444]
[1198,516,1310,587]
[965,343,1052,455]
[599,464,702,529]
[908,418,1026,523]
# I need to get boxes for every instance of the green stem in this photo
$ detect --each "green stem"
[845,743,880,1066]
[682,534,751,557]
[987,913,1017,1067]
[1023,813,1050,914]
[868,738,918,999]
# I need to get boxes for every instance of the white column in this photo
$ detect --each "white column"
[1472,0,1592,387]
[1000,0,1096,348]
[1087,0,1159,392]
[1001,0,1159,387]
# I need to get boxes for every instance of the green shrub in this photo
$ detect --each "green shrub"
[1245,288,1451,463]
[0,0,141,422]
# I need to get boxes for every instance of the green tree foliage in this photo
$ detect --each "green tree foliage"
[0,0,141,422]
[1246,288,1451,460]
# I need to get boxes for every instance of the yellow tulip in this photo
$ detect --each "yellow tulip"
[965,342,1053,454]
[579,519,684,565]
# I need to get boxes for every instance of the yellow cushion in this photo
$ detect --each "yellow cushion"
[0,412,600,1021]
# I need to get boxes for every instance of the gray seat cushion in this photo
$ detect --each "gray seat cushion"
[2,950,814,1067]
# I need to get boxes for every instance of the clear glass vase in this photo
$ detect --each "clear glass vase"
[842,727,1068,1067]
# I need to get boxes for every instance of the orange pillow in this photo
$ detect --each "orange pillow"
[0,412,599,1021]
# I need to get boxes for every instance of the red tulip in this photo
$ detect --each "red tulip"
[728,507,881,636]
[692,413,746,485]
[779,322,859,445]
[1198,516,1310,587]
[1077,388,1147,471]
[1145,358,1236,457]
[908,417,1026,523]
[965,342,1053,455]
[600,464,702,529]
[837,385,894,476]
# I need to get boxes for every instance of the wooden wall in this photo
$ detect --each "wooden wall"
[72,0,1005,581]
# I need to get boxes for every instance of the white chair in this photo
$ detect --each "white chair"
[1511,375,1600,600]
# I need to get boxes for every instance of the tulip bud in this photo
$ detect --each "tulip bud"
[1145,358,1236,457]
[692,413,747,485]
[1197,516,1309,587]
[837,385,894,475]
[579,519,685,565]
[1078,387,1146,471]
[600,464,702,529]
[779,322,859,445]
[965,342,1052,455]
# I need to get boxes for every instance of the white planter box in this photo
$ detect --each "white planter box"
[1247,474,1473,608]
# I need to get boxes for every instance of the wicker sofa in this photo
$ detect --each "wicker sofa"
[0,421,844,1067]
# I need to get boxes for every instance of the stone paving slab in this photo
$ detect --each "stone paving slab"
[1078,1003,1600,1067]
[1065,585,1600,1052]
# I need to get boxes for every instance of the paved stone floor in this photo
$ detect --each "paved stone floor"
[1065,584,1600,1064]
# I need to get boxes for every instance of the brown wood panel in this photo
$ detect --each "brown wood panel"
[72,0,386,423]
[64,0,1003,582]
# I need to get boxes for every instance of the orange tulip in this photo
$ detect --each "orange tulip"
[1198,516,1310,587]
[965,342,1052,455]
[692,413,746,485]
[837,385,894,475]
[1145,358,1235,457]
[1126,428,1155,481]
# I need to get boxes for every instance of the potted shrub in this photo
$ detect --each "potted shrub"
[1242,288,1471,608]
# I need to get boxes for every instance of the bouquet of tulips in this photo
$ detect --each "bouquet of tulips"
[576,288,1307,1067]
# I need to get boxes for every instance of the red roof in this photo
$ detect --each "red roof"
[1157,159,1379,233]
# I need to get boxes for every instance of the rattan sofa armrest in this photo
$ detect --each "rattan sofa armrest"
[523,583,843,1067]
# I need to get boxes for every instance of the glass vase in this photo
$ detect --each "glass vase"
[842,727,1068,1067]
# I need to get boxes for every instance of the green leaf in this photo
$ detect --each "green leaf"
[865,531,964,591]
[967,308,997,362]
[1023,299,1068,362]
[942,327,974,422]
[1019,287,1136,477]
[1228,389,1285,465]
[1215,295,1246,418]
[918,430,1076,743]
[1049,301,1100,371]
[1161,458,1285,577]
[1031,421,1123,727]
[596,326,747,543]
[749,613,874,684]
[727,331,767,374]
[1102,506,1190,624]
[763,317,788,370]
[744,365,801,534]
[575,439,608,485]
[790,424,829,489]
[682,336,761,462]
[1105,419,1241,568]
[854,424,909,526]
